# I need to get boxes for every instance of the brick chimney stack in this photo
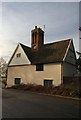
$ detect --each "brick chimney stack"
[31,26,44,49]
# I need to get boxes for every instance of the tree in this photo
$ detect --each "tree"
[0,57,7,79]
[79,27,81,31]
[76,51,81,73]
[0,57,8,87]
[76,27,81,73]
[79,27,81,39]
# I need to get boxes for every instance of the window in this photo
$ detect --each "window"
[14,78,21,85]
[16,53,21,58]
[36,64,43,71]
[44,80,53,88]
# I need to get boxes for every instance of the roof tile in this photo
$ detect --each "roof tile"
[20,39,71,64]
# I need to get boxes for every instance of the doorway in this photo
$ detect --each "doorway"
[14,78,21,85]
[44,80,53,88]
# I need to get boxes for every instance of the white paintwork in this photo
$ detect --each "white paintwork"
[9,44,31,66]
[7,63,62,87]
[7,39,77,87]
[65,41,76,65]
[63,40,71,61]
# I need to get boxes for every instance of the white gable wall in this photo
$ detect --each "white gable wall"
[9,44,30,66]
[7,63,62,87]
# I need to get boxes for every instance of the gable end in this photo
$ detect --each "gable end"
[8,43,31,66]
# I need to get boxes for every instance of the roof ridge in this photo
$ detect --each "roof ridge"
[43,39,71,46]
[8,38,75,65]
[19,39,71,48]
[19,43,31,49]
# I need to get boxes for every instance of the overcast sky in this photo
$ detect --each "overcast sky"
[0,2,80,62]
[79,1,81,53]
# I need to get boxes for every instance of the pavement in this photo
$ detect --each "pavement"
[2,88,80,118]
[28,91,81,101]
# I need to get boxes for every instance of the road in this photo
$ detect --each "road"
[0,82,2,120]
[2,88,80,118]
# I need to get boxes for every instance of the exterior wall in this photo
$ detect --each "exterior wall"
[7,63,62,87]
[65,42,76,65]
[9,44,30,66]
[63,41,77,77]
[63,62,76,76]
[62,40,77,77]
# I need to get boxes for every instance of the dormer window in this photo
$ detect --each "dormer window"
[16,53,21,58]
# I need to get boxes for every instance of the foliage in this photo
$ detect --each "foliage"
[76,57,81,72]
[79,27,81,31]
[2,79,7,85]
[0,57,7,77]
[9,81,81,98]
[2,79,7,89]
[76,51,81,72]
[11,83,45,92]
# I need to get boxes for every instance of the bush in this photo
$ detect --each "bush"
[23,84,35,91]
[2,79,7,85]
[10,83,81,98]
[32,85,45,92]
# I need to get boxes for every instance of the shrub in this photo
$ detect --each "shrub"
[10,83,81,98]
[23,84,35,91]
[2,79,7,85]
[32,85,45,92]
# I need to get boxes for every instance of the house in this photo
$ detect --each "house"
[7,26,77,87]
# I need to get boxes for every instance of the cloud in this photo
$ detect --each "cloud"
[1,0,80,2]
[1,2,79,62]
[79,2,81,53]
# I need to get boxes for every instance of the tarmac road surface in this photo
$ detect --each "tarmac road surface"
[0,82,2,120]
[2,88,80,118]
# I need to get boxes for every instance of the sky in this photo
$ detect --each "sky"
[79,1,81,53]
[0,1,80,62]
[1,0,80,2]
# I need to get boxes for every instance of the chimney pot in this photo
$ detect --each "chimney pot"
[35,26,37,29]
